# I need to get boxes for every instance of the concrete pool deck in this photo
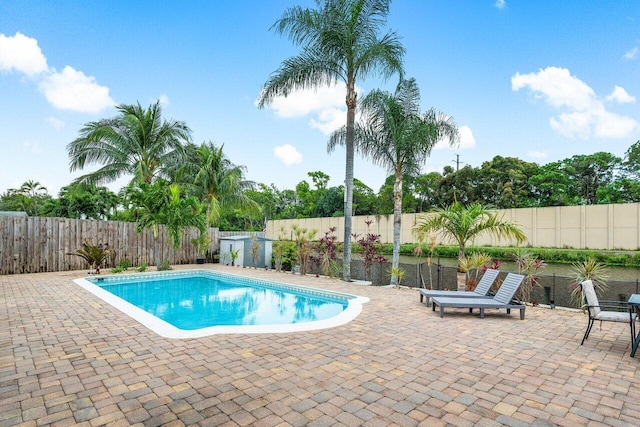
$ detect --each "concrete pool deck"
[2,265,640,426]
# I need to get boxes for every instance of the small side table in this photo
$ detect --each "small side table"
[628,294,640,357]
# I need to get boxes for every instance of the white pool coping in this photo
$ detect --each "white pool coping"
[73,269,369,339]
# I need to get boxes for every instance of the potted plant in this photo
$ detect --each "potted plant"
[191,232,211,265]
[230,249,240,266]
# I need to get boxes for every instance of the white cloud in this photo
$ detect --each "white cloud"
[0,33,113,114]
[434,125,475,150]
[511,66,597,111]
[23,139,43,154]
[309,107,345,134]
[527,150,548,159]
[39,66,114,113]
[158,94,170,106]
[260,83,357,135]
[0,32,48,76]
[495,0,506,9]
[512,66,639,139]
[606,86,636,104]
[274,144,303,166]
[624,47,638,60]
[45,116,65,130]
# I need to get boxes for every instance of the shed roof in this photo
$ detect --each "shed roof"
[0,211,28,217]
[220,235,272,241]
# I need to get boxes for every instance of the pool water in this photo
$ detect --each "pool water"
[96,274,348,330]
[76,270,368,338]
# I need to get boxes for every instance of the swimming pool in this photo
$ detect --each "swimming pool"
[74,270,369,338]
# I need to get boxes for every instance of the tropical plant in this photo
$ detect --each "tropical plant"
[459,252,492,291]
[257,0,405,282]
[569,257,609,308]
[191,232,212,258]
[67,240,111,274]
[230,249,240,266]
[315,227,340,278]
[514,251,546,303]
[0,180,51,215]
[128,179,205,268]
[413,201,527,272]
[67,101,190,185]
[179,142,260,226]
[388,266,405,288]
[292,225,317,275]
[353,220,387,282]
[250,234,261,268]
[158,260,172,271]
[331,78,458,286]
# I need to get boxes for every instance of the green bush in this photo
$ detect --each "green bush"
[137,263,148,272]
[158,260,172,271]
[110,266,125,274]
[118,258,132,270]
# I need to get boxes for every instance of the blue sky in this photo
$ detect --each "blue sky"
[1,1,639,196]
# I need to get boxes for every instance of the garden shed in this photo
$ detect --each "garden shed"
[219,235,272,268]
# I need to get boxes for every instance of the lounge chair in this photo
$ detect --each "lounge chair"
[579,279,636,346]
[419,268,500,305]
[430,272,526,319]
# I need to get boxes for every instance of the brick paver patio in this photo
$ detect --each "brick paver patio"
[2,265,640,426]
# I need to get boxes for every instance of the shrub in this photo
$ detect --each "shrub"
[137,263,148,272]
[118,258,132,270]
[158,260,172,271]
[110,266,125,274]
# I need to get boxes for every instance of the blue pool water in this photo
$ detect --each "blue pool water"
[87,271,350,331]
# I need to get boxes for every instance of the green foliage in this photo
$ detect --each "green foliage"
[513,251,546,303]
[569,258,609,308]
[414,201,526,270]
[158,260,172,271]
[137,263,148,272]
[67,240,111,274]
[40,182,118,219]
[292,225,317,275]
[117,258,132,270]
[110,266,125,274]
[259,0,405,282]
[388,266,405,288]
[0,180,51,215]
[67,101,190,185]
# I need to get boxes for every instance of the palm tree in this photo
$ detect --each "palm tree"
[128,179,205,268]
[330,78,459,286]
[179,142,260,226]
[413,201,527,271]
[257,0,405,282]
[67,100,190,185]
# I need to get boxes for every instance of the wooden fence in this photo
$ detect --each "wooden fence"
[0,216,260,275]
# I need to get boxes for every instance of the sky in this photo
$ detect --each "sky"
[1,0,639,197]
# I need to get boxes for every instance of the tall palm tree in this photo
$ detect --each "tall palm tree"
[257,0,405,282]
[179,142,260,226]
[330,78,459,286]
[413,201,527,271]
[67,100,190,185]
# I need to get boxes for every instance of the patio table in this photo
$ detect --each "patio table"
[629,294,640,357]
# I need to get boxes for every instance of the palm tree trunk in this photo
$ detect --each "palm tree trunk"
[390,172,402,286]
[342,82,357,282]
[153,225,161,268]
